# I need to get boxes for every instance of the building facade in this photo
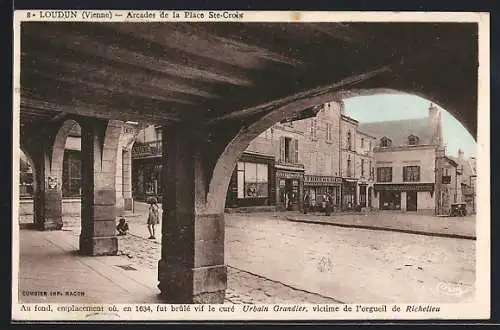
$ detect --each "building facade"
[131,102,468,216]
[359,103,456,214]
[340,112,377,210]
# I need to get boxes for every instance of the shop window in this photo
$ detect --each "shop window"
[19,157,33,197]
[408,134,419,145]
[403,165,420,182]
[62,150,81,197]
[237,162,269,198]
[380,136,392,147]
[377,167,392,182]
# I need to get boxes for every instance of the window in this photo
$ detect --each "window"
[310,119,317,140]
[403,166,420,182]
[361,138,365,148]
[380,136,392,147]
[361,159,365,177]
[155,127,162,142]
[237,162,269,198]
[369,141,372,151]
[369,161,372,179]
[377,167,392,182]
[280,137,299,164]
[347,131,352,150]
[62,150,81,197]
[347,157,352,177]
[326,123,333,142]
[408,135,419,145]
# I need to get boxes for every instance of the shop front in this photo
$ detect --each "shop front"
[374,183,435,211]
[358,183,368,208]
[225,153,275,208]
[132,157,162,201]
[304,175,341,211]
[342,178,357,209]
[275,165,304,211]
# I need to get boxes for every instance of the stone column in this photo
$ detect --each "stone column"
[122,149,133,211]
[79,119,122,256]
[31,152,63,230]
[115,146,124,214]
[157,125,226,303]
[23,126,64,231]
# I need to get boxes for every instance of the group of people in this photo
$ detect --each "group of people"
[115,197,160,239]
[303,192,334,216]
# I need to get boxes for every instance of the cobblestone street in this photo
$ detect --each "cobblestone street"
[29,207,475,304]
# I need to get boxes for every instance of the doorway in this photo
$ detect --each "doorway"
[406,191,417,211]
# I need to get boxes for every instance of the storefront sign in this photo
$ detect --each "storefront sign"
[374,183,434,192]
[304,175,342,186]
[47,177,58,189]
[276,170,303,180]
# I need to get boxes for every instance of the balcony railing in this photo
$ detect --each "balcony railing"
[132,140,162,158]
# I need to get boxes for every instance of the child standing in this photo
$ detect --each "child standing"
[147,198,160,239]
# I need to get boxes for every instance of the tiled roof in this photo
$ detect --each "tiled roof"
[358,117,431,147]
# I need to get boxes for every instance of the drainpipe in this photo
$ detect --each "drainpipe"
[339,101,343,210]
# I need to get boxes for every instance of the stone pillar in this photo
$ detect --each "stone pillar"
[79,119,122,256]
[115,143,124,214]
[22,125,67,231]
[157,125,226,303]
[122,149,133,211]
[435,147,445,215]
[400,191,407,211]
[31,151,63,230]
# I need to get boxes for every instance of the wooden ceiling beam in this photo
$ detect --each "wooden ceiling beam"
[22,24,254,86]
[109,22,302,68]
[24,67,197,106]
[21,98,180,125]
[22,47,220,100]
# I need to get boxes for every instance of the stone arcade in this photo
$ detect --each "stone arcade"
[18,21,477,303]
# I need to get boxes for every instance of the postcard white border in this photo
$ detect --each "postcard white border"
[11,10,490,321]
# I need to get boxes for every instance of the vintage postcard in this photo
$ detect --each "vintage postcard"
[12,10,490,321]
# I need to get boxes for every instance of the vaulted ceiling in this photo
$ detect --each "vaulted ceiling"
[19,22,478,136]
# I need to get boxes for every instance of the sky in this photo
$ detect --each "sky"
[343,93,477,158]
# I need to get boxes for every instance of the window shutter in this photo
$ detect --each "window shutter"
[279,137,285,162]
[294,139,299,163]
[289,138,295,163]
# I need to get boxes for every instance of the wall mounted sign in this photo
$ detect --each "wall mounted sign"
[304,175,342,186]
[47,176,58,189]
[374,183,434,192]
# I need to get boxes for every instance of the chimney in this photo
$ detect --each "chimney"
[458,148,464,159]
[428,103,442,146]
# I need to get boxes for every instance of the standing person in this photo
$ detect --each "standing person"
[147,198,160,239]
[303,192,310,214]
[325,193,332,216]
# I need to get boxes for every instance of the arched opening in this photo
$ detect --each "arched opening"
[18,148,35,226]
[59,121,82,231]
[206,90,477,303]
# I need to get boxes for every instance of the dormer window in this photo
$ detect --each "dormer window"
[408,135,419,146]
[380,136,392,147]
